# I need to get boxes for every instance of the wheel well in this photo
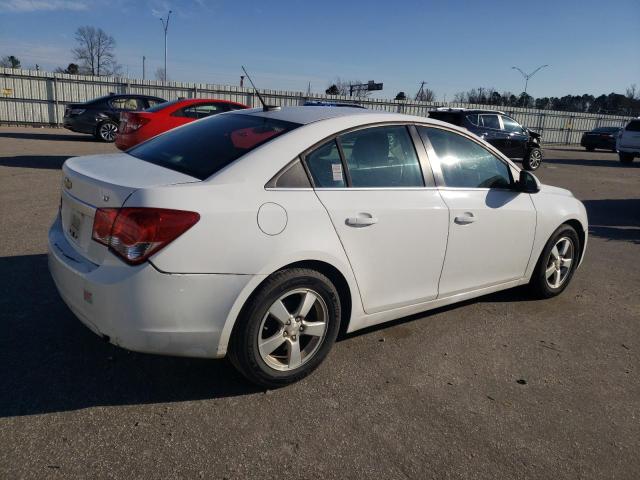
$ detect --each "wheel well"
[282,260,352,335]
[564,219,585,259]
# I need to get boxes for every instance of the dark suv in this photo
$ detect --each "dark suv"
[428,108,543,170]
[63,94,166,142]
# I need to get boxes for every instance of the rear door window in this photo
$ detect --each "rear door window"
[479,114,501,130]
[339,125,424,187]
[305,140,346,188]
[128,114,301,180]
[625,120,640,132]
[501,116,524,134]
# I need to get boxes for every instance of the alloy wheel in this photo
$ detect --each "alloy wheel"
[99,122,117,142]
[258,288,328,371]
[529,149,542,169]
[545,237,574,289]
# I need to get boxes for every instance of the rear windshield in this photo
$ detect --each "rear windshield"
[428,112,463,126]
[593,127,620,133]
[128,113,301,180]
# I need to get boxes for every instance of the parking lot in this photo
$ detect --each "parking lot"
[0,126,638,479]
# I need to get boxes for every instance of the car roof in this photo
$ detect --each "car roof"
[236,106,390,125]
[429,107,507,115]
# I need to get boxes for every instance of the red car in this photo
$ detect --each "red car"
[115,98,248,150]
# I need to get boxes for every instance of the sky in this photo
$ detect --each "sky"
[0,0,638,101]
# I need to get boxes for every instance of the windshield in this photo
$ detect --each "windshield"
[128,113,301,180]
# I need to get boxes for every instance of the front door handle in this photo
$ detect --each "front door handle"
[454,212,475,225]
[346,213,378,227]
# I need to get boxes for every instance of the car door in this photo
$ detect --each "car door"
[501,115,529,158]
[417,126,536,297]
[304,124,449,314]
[478,114,509,154]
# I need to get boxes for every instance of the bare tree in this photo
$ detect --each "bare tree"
[155,67,168,82]
[72,26,120,76]
[415,87,435,102]
[626,84,638,100]
[55,63,80,75]
[0,55,21,68]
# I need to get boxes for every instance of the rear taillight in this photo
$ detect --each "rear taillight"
[91,208,200,265]
[121,115,150,133]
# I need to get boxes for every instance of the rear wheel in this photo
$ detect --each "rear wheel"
[528,224,580,299]
[95,120,118,142]
[619,153,635,164]
[523,147,543,171]
[228,268,341,388]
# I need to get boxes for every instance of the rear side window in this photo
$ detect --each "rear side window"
[146,99,181,112]
[175,103,226,119]
[625,120,640,132]
[339,126,423,187]
[128,114,301,180]
[110,97,143,110]
[419,127,511,189]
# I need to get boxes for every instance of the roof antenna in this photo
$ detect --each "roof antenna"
[242,66,280,112]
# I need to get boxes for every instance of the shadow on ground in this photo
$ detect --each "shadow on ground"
[583,198,640,244]
[0,155,69,169]
[0,254,260,418]
[0,131,94,142]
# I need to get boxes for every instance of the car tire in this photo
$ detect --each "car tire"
[528,224,580,299]
[523,147,543,171]
[95,120,118,142]
[619,153,634,164]
[228,268,341,388]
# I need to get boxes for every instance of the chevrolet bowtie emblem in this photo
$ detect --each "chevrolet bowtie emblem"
[64,177,72,189]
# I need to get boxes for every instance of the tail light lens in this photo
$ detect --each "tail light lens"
[92,208,200,265]
[121,115,150,133]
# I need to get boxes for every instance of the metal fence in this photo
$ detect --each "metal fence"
[0,67,633,145]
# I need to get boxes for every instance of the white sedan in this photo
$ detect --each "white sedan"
[48,106,588,387]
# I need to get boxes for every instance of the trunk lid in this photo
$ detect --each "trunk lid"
[60,153,199,264]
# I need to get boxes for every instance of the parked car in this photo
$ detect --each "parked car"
[428,108,543,170]
[617,118,640,163]
[580,126,621,151]
[115,98,249,150]
[303,100,366,108]
[63,94,167,142]
[49,107,587,387]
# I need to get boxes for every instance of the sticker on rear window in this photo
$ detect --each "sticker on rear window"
[332,163,343,181]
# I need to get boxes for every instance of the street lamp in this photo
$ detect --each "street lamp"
[159,10,172,81]
[511,64,549,106]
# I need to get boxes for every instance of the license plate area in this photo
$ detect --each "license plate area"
[68,210,84,242]
[61,191,96,253]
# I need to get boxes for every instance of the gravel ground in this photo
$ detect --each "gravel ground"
[0,127,639,479]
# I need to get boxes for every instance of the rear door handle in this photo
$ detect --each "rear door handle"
[454,212,475,225]
[346,213,378,227]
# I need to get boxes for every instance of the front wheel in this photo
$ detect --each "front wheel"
[527,224,580,299]
[228,268,341,388]
[95,120,118,142]
[523,147,543,171]
[619,153,635,164]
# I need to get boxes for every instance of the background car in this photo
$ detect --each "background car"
[580,126,621,151]
[115,98,249,150]
[617,118,640,164]
[49,107,587,388]
[303,100,366,108]
[428,108,543,170]
[63,93,166,142]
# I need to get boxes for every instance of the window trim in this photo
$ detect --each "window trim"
[299,122,435,190]
[416,124,517,191]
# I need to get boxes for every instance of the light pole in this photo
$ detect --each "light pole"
[511,64,549,106]
[142,56,146,80]
[159,10,172,81]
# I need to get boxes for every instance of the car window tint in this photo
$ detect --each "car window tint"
[419,127,512,189]
[625,120,640,132]
[128,114,300,180]
[465,114,479,126]
[111,97,142,110]
[266,159,311,188]
[146,98,165,108]
[339,126,423,188]
[305,140,346,188]
[501,116,523,133]
[479,114,500,130]
[178,104,226,119]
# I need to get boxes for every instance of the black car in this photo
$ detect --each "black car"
[63,94,166,142]
[428,108,543,170]
[580,127,620,152]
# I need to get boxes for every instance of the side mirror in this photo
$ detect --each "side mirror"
[515,170,540,193]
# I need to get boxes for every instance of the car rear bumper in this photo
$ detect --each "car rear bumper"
[48,214,253,358]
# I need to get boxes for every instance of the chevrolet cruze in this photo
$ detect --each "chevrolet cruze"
[48,106,588,387]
